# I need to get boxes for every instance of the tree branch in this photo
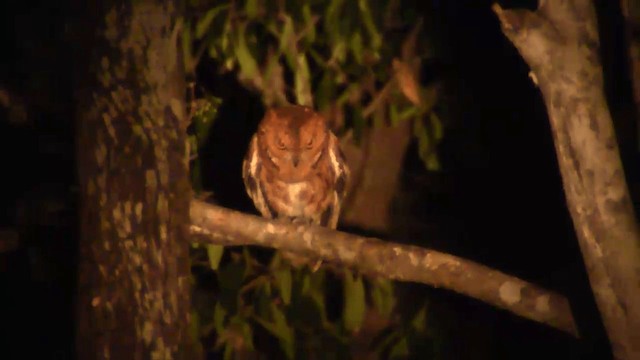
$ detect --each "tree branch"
[190,199,578,337]
[494,2,640,359]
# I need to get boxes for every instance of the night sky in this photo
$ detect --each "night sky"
[1,0,637,359]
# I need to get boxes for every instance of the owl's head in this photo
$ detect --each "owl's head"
[257,105,329,182]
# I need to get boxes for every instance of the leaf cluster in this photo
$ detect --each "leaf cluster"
[184,0,444,169]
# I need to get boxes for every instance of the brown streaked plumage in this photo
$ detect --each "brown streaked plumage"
[242,105,350,244]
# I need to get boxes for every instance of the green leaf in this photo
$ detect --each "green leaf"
[214,302,227,334]
[358,0,382,50]
[188,134,199,157]
[189,309,201,340]
[193,95,221,147]
[196,5,228,39]
[430,112,443,141]
[374,330,401,353]
[343,270,366,332]
[390,103,399,127]
[412,305,427,333]
[218,261,246,291]
[413,118,429,157]
[426,152,440,171]
[315,71,335,111]
[254,304,294,359]
[245,0,258,19]
[269,250,283,270]
[274,267,292,305]
[223,342,233,360]
[399,106,418,122]
[299,270,329,327]
[235,25,259,80]
[389,337,409,359]
[206,244,224,270]
[324,0,346,43]
[337,83,358,105]
[230,316,255,351]
[350,32,363,64]
[370,278,395,317]
[208,43,218,58]
[302,4,316,43]
[221,18,231,54]
[294,53,313,106]
[279,15,296,69]
[255,281,272,317]
[331,39,347,64]
[218,261,247,312]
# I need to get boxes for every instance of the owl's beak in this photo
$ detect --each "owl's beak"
[292,154,300,167]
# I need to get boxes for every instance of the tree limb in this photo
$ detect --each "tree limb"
[190,199,578,337]
[493,2,640,359]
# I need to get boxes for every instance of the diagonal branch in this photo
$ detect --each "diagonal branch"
[190,199,578,337]
[494,2,640,359]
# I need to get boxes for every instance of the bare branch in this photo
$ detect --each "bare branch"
[190,199,578,337]
[494,2,640,358]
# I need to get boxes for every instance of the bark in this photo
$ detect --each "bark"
[75,1,194,358]
[622,0,640,155]
[191,200,578,337]
[493,2,640,359]
[340,120,412,233]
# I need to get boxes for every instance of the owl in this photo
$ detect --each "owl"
[242,105,350,267]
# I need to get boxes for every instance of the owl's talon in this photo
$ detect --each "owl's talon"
[310,259,322,272]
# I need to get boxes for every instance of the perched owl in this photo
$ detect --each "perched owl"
[242,105,350,267]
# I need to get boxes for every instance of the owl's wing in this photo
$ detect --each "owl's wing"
[242,136,276,219]
[324,132,351,229]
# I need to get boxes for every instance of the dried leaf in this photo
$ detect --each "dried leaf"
[393,58,421,105]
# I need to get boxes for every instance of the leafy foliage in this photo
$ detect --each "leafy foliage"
[185,0,442,357]
[184,0,443,165]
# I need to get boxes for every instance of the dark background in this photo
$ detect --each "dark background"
[0,0,636,359]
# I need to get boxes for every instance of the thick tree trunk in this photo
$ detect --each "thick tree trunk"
[494,2,640,359]
[75,1,194,358]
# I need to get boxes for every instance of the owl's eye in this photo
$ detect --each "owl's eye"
[305,138,314,149]
[276,138,286,150]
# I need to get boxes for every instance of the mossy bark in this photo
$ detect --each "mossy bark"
[75,1,194,358]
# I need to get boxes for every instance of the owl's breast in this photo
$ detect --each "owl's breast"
[262,170,333,223]
[285,182,310,216]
